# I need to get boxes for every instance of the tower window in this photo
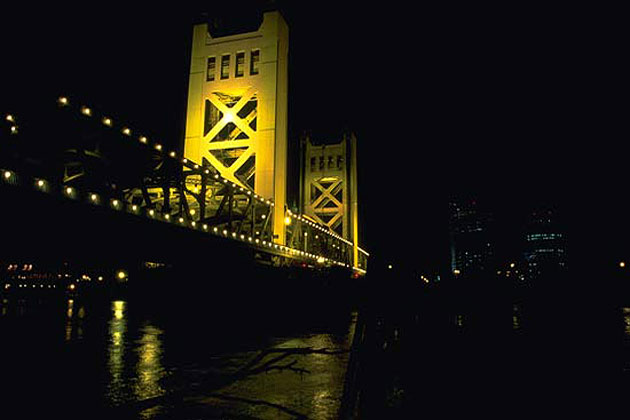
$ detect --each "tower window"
[221,54,230,79]
[206,57,216,81]
[236,52,245,77]
[250,50,260,75]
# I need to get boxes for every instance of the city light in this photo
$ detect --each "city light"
[620,262,626,268]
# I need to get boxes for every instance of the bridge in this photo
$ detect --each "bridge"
[0,11,368,281]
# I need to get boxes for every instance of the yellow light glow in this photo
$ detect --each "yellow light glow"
[189,209,196,215]
[113,301,125,319]
[69,284,76,290]
[621,262,626,268]
[454,269,461,275]
[58,97,69,106]
[155,144,163,151]
[90,193,98,201]
[103,117,113,126]
[149,209,155,216]
[132,205,138,211]
[66,187,73,195]
[81,106,92,116]
[510,263,515,268]
[224,111,234,123]
[10,126,18,134]
[388,264,393,270]
[164,214,170,220]
[122,127,131,135]
[5,114,14,122]
[112,199,119,207]
[117,270,127,280]
[139,136,148,143]
[37,180,45,187]
[3,171,12,179]
[170,151,176,157]
[284,216,292,225]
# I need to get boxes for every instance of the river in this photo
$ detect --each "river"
[0,293,357,419]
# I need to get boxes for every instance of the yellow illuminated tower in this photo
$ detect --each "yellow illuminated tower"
[300,132,360,268]
[184,11,289,244]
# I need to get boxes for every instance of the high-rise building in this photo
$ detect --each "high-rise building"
[449,198,494,275]
[523,207,566,280]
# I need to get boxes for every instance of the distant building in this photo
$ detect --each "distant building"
[449,198,494,275]
[523,207,567,280]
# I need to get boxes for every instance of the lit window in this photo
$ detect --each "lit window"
[221,54,230,79]
[250,50,260,75]
[235,52,245,77]
[207,57,216,81]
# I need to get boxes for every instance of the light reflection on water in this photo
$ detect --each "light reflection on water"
[65,299,85,341]
[2,293,630,418]
[107,300,128,405]
[105,300,167,417]
[513,304,521,331]
[623,307,630,337]
[134,325,166,402]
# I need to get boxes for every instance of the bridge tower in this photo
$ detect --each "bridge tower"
[300,132,360,268]
[184,11,289,244]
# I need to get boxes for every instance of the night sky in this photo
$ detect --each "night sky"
[2,2,597,274]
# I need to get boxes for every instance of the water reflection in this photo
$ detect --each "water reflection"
[513,304,522,331]
[134,325,166,402]
[105,300,167,412]
[623,307,630,337]
[65,299,74,341]
[455,314,465,328]
[64,299,84,341]
[107,300,128,404]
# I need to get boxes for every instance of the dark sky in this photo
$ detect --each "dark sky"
[3,2,601,274]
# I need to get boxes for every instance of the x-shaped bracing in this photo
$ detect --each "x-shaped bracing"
[310,178,343,230]
[203,87,257,187]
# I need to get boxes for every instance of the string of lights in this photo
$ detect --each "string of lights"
[0,106,365,273]
[3,98,367,272]
[56,96,361,250]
